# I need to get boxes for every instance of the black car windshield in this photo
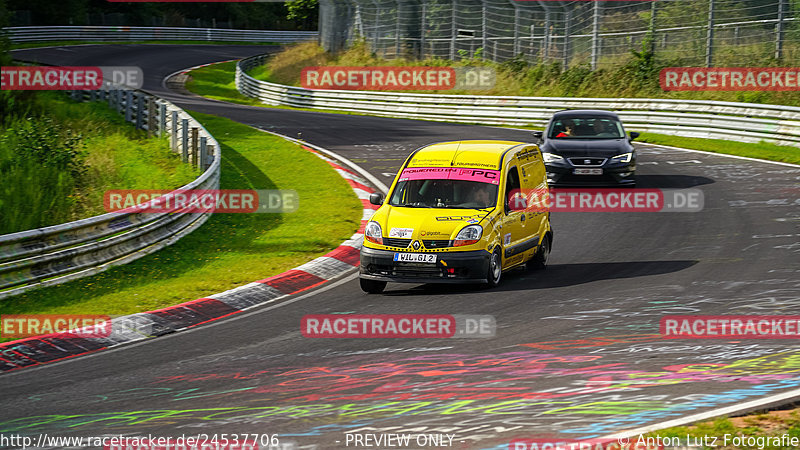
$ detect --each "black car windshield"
[548,116,625,139]
[389,179,498,209]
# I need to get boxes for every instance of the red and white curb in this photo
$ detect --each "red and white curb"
[0,138,382,373]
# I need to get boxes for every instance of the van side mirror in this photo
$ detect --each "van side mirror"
[369,193,384,206]
[629,131,640,141]
[532,130,543,142]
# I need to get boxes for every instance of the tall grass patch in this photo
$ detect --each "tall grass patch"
[0,92,198,235]
[251,40,800,106]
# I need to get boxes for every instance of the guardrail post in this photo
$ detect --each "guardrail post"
[207,144,215,169]
[181,118,189,163]
[200,137,208,171]
[125,91,133,123]
[147,97,156,137]
[191,128,199,166]
[136,93,145,130]
[171,110,178,152]
[159,103,167,137]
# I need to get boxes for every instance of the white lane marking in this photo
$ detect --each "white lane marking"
[636,141,800,168]
[258,129,390,194]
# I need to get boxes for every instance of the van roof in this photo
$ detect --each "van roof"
[407,140,526,170]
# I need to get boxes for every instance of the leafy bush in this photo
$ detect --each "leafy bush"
[0,117,80,234]
[4,116,87,179]
[0,93,197,235]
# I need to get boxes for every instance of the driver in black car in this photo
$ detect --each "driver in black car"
[555,119,576,138]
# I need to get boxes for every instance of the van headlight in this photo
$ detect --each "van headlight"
[454,225,483,247]
[611,152,633,163]
[365,221,383,245]
[542,152,564,163]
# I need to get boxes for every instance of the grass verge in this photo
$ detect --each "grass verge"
[184,61,262,106]
[0,112,362,334]
[644,410,800,449]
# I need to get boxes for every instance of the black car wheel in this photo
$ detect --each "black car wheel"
[360,278,386,294]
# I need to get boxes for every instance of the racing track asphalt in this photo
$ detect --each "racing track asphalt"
[2,44,800,449]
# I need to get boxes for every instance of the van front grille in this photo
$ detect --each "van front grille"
[423,239,451,248]
[383,238,412,248]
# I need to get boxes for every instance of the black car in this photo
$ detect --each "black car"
[533,110,639,187]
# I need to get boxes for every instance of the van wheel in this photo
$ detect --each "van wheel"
[486,247,502,287]
[528,236,550,270]
[360,278,386,294]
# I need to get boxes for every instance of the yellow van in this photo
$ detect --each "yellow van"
[359,140,553,293]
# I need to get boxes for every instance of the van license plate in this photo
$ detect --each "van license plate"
[394,253,437,263]
[574,168,603,175]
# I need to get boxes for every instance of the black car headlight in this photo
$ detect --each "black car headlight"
[610,153,633,164]
[542,152,565,164]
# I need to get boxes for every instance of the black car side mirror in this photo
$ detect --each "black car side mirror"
[532,130,543,142]
[369,193,384,206]
[629,131,640,141]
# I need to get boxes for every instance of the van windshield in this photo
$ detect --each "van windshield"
[388,167,501,209]
[389,179,498,209]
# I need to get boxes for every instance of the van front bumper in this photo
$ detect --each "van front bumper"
[360,247,491,284]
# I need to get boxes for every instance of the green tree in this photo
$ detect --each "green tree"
[286,0,318,29]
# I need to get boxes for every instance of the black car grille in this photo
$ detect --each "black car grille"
[423,239,451,249]
[383,238,412,248]
[568,157,606,166]
[557,174,618,184]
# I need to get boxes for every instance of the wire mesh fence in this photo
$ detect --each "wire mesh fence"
[319,0,799,69]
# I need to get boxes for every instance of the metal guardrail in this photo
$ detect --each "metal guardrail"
[4,26,318,44]
[0,88,221,299]
[236,54,800,147]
